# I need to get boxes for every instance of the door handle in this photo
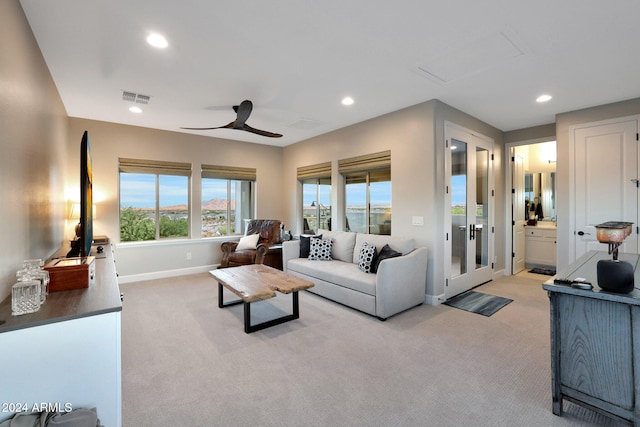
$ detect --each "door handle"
[470,224,476,240]
[577,231,591,236]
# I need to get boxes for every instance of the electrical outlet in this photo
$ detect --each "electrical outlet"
[186,252,192,260]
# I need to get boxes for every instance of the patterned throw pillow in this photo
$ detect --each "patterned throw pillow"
[308,238,333,261]
[358,242,378,273]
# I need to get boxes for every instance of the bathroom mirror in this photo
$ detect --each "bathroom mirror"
[518,140,556,222]
[525,172,556,221]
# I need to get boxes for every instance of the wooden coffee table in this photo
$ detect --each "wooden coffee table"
[209,264,314,333]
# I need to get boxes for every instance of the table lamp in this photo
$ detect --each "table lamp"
[595,221,635,293]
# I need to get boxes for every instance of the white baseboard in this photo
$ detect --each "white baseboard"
[118,264,219,284]
[425,294,445,306]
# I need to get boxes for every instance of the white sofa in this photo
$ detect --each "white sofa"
[282,229,427,319]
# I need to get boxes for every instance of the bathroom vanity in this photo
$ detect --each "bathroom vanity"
[525,223,557,268]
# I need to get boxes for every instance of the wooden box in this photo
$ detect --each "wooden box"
[44,256,96,292]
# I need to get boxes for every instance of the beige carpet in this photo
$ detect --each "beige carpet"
[120,272,625,426]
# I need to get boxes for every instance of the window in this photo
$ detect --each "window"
[298,162,332,234]
[119,158,191,242]
[339,151,391,235]
[201,164,255,237]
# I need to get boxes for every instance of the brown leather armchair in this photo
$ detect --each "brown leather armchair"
[220,219,283,270]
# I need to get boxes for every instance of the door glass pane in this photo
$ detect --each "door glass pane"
[201,178,228,236]
[302,178,332,233]
[345,173,367,233]
[120,173,157,242]
[369,169,391,235]
[451,139,467,277]
[230,180,252,234]
[318,178,332,230]
[301,180,317,233]
[475,147,489,270]
[159,175,189,239]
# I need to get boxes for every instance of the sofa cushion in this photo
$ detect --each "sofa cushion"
[318,229,356,262]
[287,258,376,296]
[358,241,378,273]
[300,234,322,258]
[352,233,415,264]
[372,243,402,273]
[309,238,333,261]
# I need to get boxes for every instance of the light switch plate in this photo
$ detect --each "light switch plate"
[412,216,424,226]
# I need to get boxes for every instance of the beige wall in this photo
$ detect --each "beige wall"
[68,118,284,279]
[0,1,69,300]
[283,100,503,301]
[504,123,555,145]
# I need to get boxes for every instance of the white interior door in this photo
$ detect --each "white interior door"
[573,118,639,259]
[512,153,526,273]
[445,123,494,299]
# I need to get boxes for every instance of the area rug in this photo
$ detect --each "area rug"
[444,291,513,317]
[529,267,556,276]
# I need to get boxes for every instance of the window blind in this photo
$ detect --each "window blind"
[119,158,191,176]
[201,164,256,181]
[338,150,391,174]
[297,161,332,180]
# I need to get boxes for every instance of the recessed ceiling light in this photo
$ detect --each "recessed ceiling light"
[146,33,168,48]
[129,106,143,113]
[341,96,354,106]
[536,94,552,103]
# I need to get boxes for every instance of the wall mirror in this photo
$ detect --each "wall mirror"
[517,141,556,222]
[525,171,556,221]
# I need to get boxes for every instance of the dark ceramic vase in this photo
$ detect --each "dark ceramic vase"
[597,259,635,293]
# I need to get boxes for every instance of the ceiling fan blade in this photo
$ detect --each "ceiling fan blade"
[180,122,235,131]
[180,100,280,137]
[243,123,283,138]
[235,100,253,125]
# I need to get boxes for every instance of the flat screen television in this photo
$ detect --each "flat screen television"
[67,131,93,258]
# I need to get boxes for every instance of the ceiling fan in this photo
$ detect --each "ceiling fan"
[181,100,283,138]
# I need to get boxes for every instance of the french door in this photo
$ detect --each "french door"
[445,123,494,299]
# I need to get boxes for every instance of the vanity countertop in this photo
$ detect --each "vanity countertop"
[526,222,556,229]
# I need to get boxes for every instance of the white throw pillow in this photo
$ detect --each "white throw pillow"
[236,233,260,251]
[317,229,356,262]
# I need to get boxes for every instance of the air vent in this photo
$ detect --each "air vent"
[122,90,151,104]
[135,94,150,104]
[122,91,137,102]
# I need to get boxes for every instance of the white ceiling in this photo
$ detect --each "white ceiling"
[19,0,640,147]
